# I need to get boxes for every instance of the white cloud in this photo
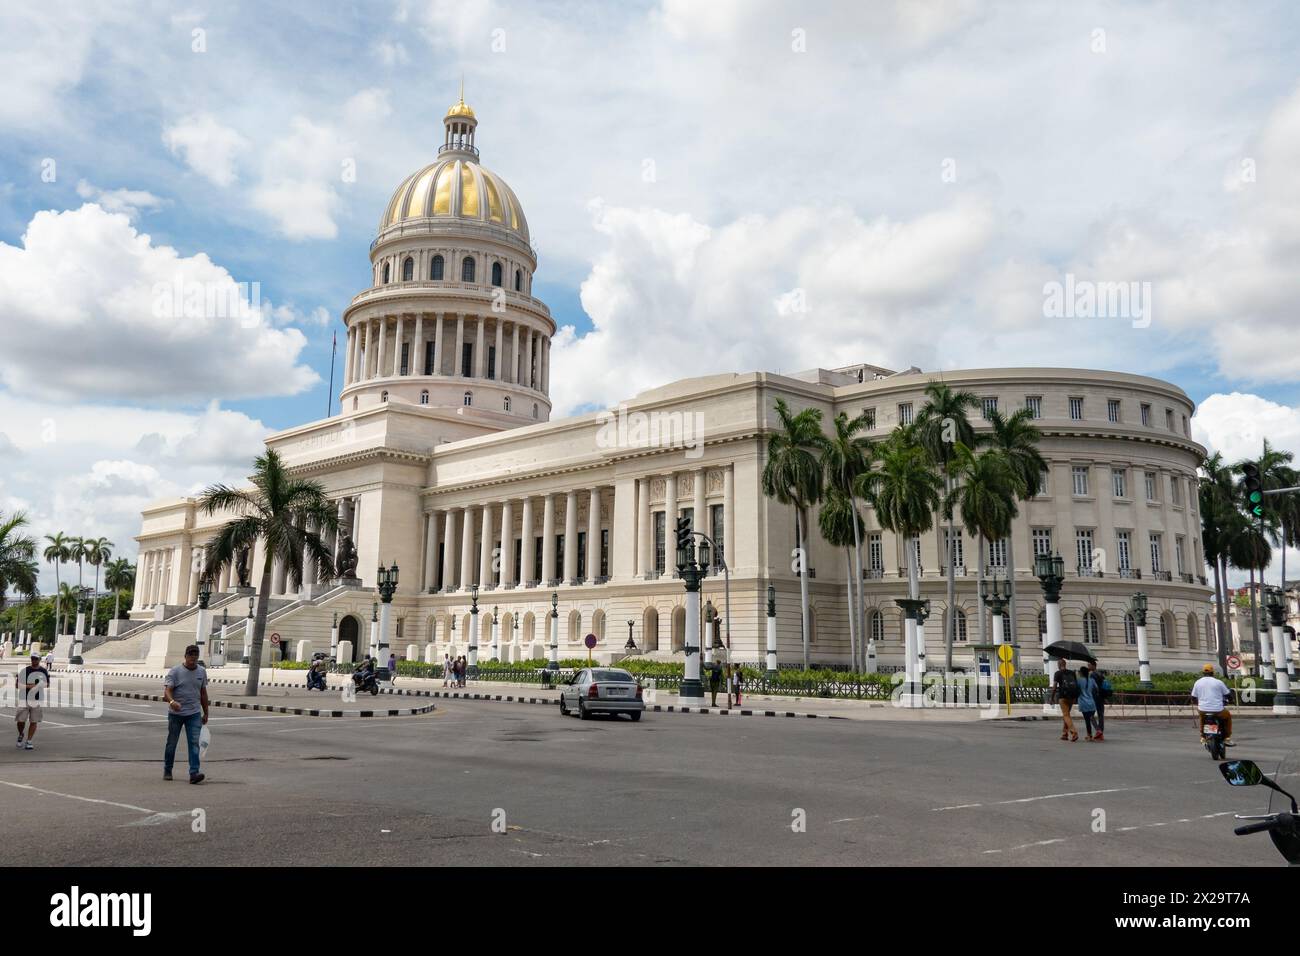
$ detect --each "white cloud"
[372,40,409,66]
[75,180,165,218]
[162,113,249,188]
[1192,393,1300,465]
[0,203,320,402]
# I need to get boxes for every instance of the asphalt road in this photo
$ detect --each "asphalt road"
[1,673,1295,866]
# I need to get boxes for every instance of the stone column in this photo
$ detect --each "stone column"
[664,473,678,552]
[423,511,439,592]
[493,319,503,380]
[343,327,354,386]
[442,510,459,591]
[587,488,601,582]
[479,502,494,587]
[564,490,578,584]
[365,319,377,379]
[510,322,520,384]
[434,313,445,375]
[541,493,556,585]
[475,315,486,379]
[638,478,652,578]
[524,329,534,389]
[724,465,735,571]
[541,337,549,395]
[132,552,148,610]
[454,313,464,377]
[520,497,535,585]
[412,315,423,376]
[460,506,475,588]
[500,499,514,588]
[375,316,387,379]
[693,470,706,563]
[393,316,405,375]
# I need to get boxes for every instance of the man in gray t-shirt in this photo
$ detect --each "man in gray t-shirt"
[163,645,209,783]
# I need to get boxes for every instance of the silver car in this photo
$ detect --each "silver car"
[558,667,645,721]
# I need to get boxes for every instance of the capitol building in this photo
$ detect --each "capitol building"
[106,96,1214,673]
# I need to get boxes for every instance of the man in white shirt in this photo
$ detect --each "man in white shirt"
[1191,663,1234,746]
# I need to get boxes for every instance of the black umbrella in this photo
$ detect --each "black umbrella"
[1043,640,1098,665]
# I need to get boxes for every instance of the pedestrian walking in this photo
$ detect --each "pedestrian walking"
[730,662,742,706]
[163,644,209,784]
[1050,658,1079,741]
[14,651,49,751]
[387,652,397,684]
[1087,662,1110,741]
[43,649,53,671]
[707,660,722,707]
[443,654,452,687]
[1076,666,1101,740]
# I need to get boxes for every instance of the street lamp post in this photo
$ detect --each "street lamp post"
[329,610,339,660]
[193,584,211,664]
[1129,591,1152,690]
[894,598,926,707]
[216,607,229,665]
[677,535,708,700]
[703,600,716,668]
[915,599,931,676]
[1035,552,1066,714]
[467,583,479,677]
[491,604,500,662]
[765,585,778,678]
[242,597,254,664]
[547,591,559,670]
[1264,587,1298,714]
[376,563,398,665]
[512,615,519,660]
[982,574,1011,704]
[625,619,636,655]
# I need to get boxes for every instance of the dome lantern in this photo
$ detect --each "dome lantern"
[441,79,478,158]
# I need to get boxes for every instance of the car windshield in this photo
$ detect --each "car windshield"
[591,669,634,682]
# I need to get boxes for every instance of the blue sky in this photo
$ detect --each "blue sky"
[3,0,1300,590]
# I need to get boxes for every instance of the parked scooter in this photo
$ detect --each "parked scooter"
[1219,751,1300,865]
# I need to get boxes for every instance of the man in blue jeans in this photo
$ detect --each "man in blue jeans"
[163,644,209,783]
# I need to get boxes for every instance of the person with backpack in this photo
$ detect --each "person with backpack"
[1075,666,1102,741]
[1050,658,1079,741]
[1088,662,1110,741]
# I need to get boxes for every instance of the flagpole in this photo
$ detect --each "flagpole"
[327,329,336,418]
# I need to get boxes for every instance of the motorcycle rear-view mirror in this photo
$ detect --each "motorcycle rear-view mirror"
[1220,760,1263,787]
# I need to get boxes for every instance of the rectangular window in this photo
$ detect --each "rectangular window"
[1117,531,1131,571]
[1176,535,1186,575]
[1032,528,1053,558]
[576,531,587,580]
[1149,533,1163,573]
[400,342,410,376]
[653,512,666,575]
[1107,399,1121,423]
[461,342,473,377]
[988,538,1007,569]
[600,529,609,578]
[868,532,883,571]
[424,341,435,376]
[1025,396,1042,419]
[943,528,963,569]
[1072,465,1089,497]
[532,537,542,584]
[514,539,522,585]
[864,407,876,430]
[1037,467,1050,497]
[1165,408,1174,430]
[1145,471,1157,502]
[1171,477,1182,506]
[981,397,998,419]
[554,535,565,583]
[1182,414,1189,437]
[488,345,496,380]
[898,402,913,426]
[1140,403,1151,426]
[710,504,725,566]
[1112,468,1127,498]
[1076,529,1094,571]
[1069,397,1084,420]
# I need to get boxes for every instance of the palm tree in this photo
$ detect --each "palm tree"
[980,408,1047,647]
[196,449,337,695]
[947,445,1019,645]
[104,558,136,621]
[761,398,825,669]
[57,583,81,636]
[916,381,979,669]
[1227,510,1273,677]
[84,537,113,636]
[43,532,71,638]
[1200,452,1239,673]
[818,489,865,671]
[0,511,38,610]
[1255,440,1297,592]
[819,411,873,670]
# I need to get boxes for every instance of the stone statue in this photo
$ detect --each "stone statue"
[336,535,358,579]
[235,546,251,588]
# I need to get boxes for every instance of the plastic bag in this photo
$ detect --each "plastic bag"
[199,725,211,758]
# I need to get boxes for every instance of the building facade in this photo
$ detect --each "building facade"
[115,97,1215,673]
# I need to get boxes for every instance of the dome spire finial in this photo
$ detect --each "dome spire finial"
[443,81,478,154]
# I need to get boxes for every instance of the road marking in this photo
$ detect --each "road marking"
[984,838,1067,854]
[931,786,1150,811]
[1115,810,1237,832]
[0,779,159,815]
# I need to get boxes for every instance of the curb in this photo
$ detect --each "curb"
[100,688,436,719]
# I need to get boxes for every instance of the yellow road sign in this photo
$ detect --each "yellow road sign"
[998,661,1015,679]
[997,644,1013,663]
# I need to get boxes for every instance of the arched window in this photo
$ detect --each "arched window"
[642,606,659,652]
[461,256,475,282]
[382,262,390,284]
[491,261,502,286]
[503,396,511,412]
[567,609,581,643]
[1083,610,1101,645]
[592,609,606,643]
[381,390,389,403]
[463,391,472,407]
[1159,615,1170,647]
[1187,614,1199,650]
[514,269,522,291]
[352,396,358,411]
[951,608,967,642]
[430,255,444,280]
[401,257,413,281]
[1206,613,1216,652]
[419,390,429,406]
[1124,613,1137,645]
[532,403,538,419]
[809,607,818,644]
[868,609,884,644]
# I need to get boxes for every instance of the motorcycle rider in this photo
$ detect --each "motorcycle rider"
[1191,663,1234,747]
[353,656,375,689]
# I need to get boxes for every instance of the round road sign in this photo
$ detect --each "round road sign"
[998,662,1015,679]
[1226,654,1241,670]
[270,633,281,645]
[584,633,597,649]
[996,644,1014,663]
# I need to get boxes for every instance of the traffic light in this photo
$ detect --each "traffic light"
[1242,462,1264,518]
[674,516,692,553]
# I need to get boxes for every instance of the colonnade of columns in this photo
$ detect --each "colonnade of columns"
[418,465,735,594]
[343,312,549,395]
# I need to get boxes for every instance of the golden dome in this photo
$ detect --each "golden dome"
[379,157,529,243]
[446,98,475,119]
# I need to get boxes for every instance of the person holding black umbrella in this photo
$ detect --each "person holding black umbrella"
[1050,658,1079,741]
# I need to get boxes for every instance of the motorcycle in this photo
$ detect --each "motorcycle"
[1219,750,1300,865]
[1200,712,1227,761]
[352,669,379,696]
[306,667,328,691]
